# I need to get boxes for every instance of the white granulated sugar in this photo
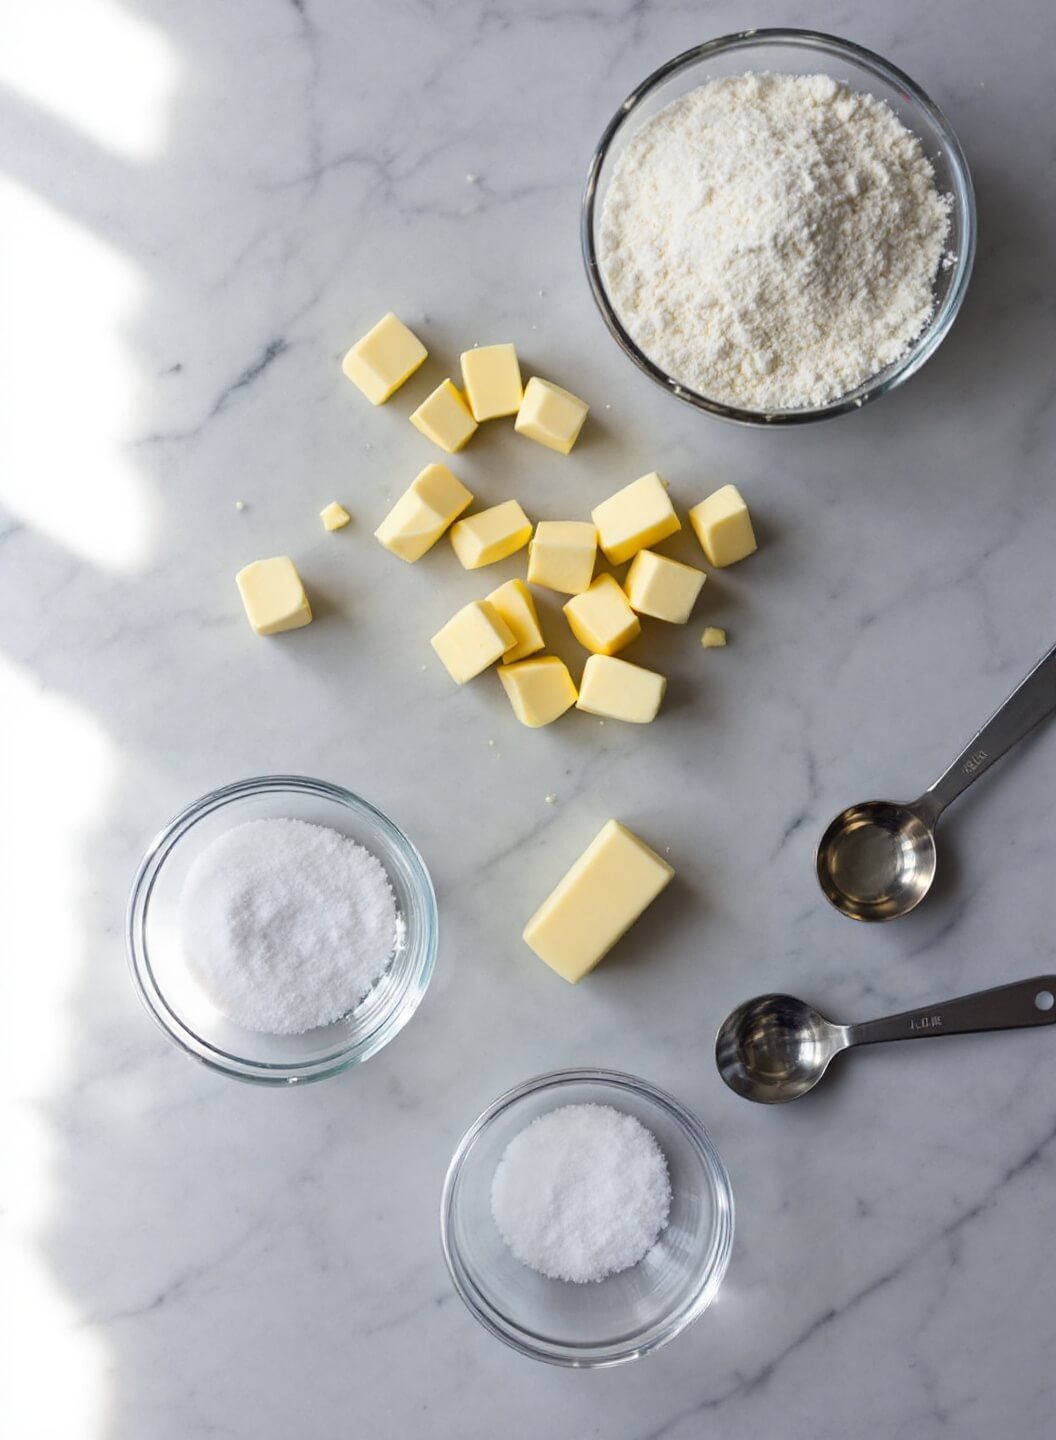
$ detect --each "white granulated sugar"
[490,1103,672,1283]
[179,818,397,1035]
[599,73,952,410]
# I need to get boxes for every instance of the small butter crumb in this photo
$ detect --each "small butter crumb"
[235,500,247,512]
[320,501,351,532]
[545,793,557,805]
[701,626,728,649]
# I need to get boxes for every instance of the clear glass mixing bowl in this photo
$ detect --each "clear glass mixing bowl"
[582,28,976,426]
[127,775,437,1084]
[441,1068,734,1366]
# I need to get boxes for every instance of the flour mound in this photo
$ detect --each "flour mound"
[598,72,952,410]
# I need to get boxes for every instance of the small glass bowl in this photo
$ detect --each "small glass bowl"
[127,775,437,1085]
[440,1069,734,1367]
[582,28,976,426]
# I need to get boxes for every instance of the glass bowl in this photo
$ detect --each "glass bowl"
[440,1068,734,1367]
[582,28,976,426]
[127,775,437,1084]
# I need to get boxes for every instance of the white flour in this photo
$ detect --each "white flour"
[598,73,952,410]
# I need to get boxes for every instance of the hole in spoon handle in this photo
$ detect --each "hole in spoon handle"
[849,977,1056,1047]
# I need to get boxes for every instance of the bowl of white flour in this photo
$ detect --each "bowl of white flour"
[127,776,437,1083]
[583,29,975,425]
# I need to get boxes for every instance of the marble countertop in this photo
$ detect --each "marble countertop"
[3,1,1055,1436]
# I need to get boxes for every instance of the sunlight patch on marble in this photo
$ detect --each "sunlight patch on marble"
[0,177,155,572]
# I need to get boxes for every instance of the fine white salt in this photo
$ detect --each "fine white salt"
[179,818,397,1035]
[491,1103,671,1283]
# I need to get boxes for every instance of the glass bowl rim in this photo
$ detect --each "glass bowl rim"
[581,26,977,427]
[440,1066,735,1367]
[126,773,438,1085]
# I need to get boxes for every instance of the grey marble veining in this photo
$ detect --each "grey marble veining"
[2,1,1055,1436]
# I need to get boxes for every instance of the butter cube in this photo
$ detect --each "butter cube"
[514,377,589,455]
[498,656,578,727]
[431,600,514,684]
[461,343,523,421]
[701,626,727,648]
[236,556,312,636]
[523,819,674,983]
[624,549,706,623]
[689,484,757,567]
[591,472,681,565]
[375,464,473,563]
[410,379,479,453]
[487,578,545,663]
[563,573,641,655]
[320,501,351,532]
[526,521,597,595]
[342,312,427,404]
[449,500,532,569]
[576,654,666,723]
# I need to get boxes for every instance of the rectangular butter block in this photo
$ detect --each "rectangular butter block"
[576,654,666,723]
[236,556,312,636]
[514,377,589,455]
[320,501,351,532]
[591,471,681,566]
[498,656,578,727]
[461,343,523,421]
[563,573,640,655]
[375,464,473,563]
[689,484,757,567]
[523,819,674,982]
[526,520,597,595]
[410,379,479,453]
[431,600,514,684]
[449,500,532,569]
[701,626,727,648]
[624,549,705,624]
[342,312,427,404]
[487,578,545,663]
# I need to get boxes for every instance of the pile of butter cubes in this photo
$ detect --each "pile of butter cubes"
[235,312,757,729]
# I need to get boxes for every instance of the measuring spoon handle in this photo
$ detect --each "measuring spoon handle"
[848,977,1056,1047]
[922,641,1056,820]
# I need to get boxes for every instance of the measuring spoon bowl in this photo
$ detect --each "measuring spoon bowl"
[815,799,937,922]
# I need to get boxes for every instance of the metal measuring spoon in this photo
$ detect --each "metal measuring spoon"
[816,642,1056,921]
[716,978,1056,1104]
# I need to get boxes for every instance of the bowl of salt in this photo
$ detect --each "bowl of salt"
[127,775,437,1084]
[441,1068,734,1366]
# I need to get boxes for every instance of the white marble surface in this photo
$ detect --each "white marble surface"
[3,0,1055,1435]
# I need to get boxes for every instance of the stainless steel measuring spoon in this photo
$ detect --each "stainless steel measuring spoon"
[716,977,1056,1104]
[816,641,1056,921]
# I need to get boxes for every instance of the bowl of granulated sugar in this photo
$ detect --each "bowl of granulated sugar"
[127,775,437,1084]
[441,1069,734,1366]
[583,29,975,425]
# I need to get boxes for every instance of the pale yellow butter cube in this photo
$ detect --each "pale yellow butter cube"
[526,521,597,595]
[498,656,578,727]
[342,312,427,404]
[487,578,545,663]
[689,484,757,567]
[576,654,666,723]
[461,343,523,421]
[523,819,674,983]
[701,626,727,648]
[624,549,705,624]
[320,501,351,532]
[591,471,681,565]
[563,573,641,655]
[449,500,532,569]
[375,464,473,562]
[431,600,514,684]
[236,556,312,636]
[410,379,479,453]
[514,377,589,455]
